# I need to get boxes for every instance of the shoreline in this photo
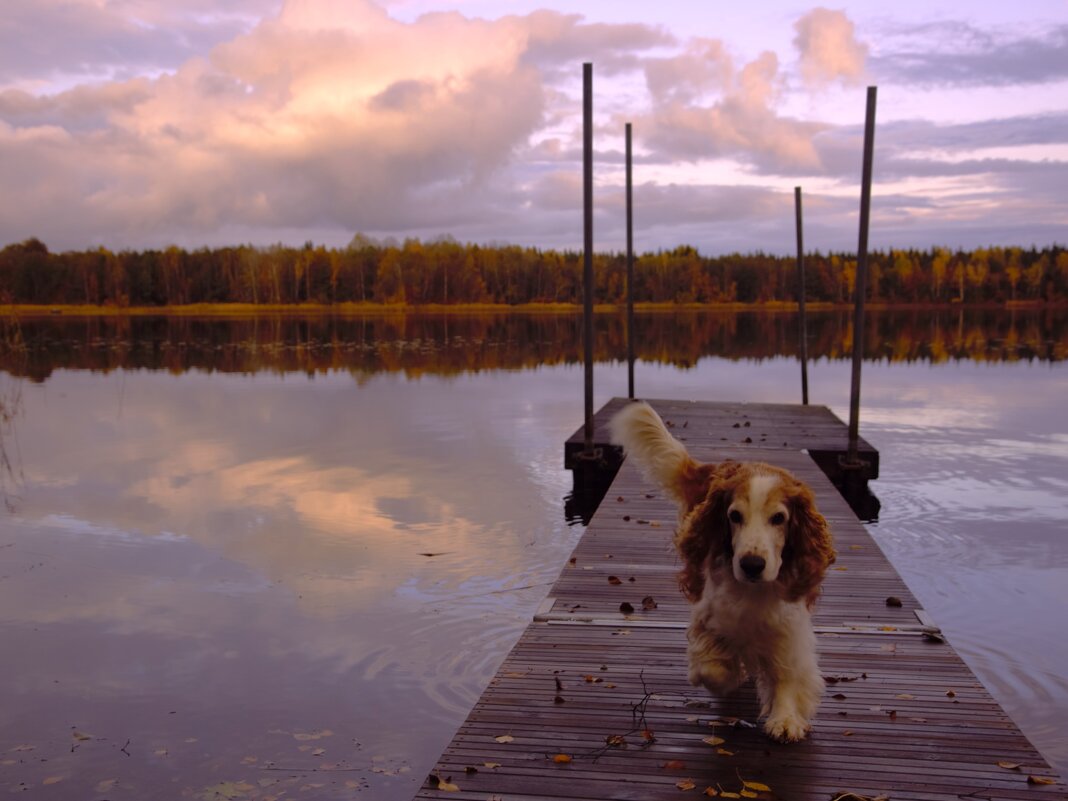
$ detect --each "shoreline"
[1,299,1061,317]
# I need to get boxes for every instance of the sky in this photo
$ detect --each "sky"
[1,0,1066,255]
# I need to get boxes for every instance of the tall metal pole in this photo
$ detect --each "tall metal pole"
[625,122,635,399]
[794,186,809,406]
[582,63,595,454]
[847,86,877,466]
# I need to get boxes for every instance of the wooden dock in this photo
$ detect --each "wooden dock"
[416,399,1061,800]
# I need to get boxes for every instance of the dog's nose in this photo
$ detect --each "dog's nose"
[739,555,766,580]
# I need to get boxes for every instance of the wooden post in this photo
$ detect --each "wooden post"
[582,63,595,454]
[625,122,635,399]
[847,86,877,467]
[794,186,809,406]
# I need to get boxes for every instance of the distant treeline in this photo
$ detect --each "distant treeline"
[2,236,1067,307]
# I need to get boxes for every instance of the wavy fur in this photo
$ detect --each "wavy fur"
[610,401,836,742]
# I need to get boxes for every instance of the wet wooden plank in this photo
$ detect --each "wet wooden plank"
[416,401,1061,800]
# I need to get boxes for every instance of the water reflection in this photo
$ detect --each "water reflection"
[3,306,1066,382]
[1,311,1066,796]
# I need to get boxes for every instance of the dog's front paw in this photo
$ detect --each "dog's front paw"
[763,713,811,743]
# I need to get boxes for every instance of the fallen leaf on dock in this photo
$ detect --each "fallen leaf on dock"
[996,761,1022,770]
[620,602,635,614]
[483,762,501,769]
[608,575,622,585]
[663,760,687,770]
[742,780,771,792]
[43,777,64,786]
[552,753,572,764]
[493,734,514,743]
[885,596,903,607]
[606,734,627,747]
[1028,775,1056,785]
[96,779,118,792]
[642,595,658,610]
[676,779,696,790]
[702,736,726,747]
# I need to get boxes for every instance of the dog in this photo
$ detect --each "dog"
[609,401,836,742]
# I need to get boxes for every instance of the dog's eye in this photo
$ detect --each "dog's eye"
[728,509,743,525]
[769,512,787,526]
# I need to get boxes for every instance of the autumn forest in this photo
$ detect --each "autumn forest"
[1,236,1066,308]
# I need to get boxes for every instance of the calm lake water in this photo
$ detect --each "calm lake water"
[1,309,1066,798]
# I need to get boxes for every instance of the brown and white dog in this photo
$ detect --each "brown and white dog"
[609,401,836,742]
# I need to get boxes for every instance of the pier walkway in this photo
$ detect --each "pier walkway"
[416,399,1061,800]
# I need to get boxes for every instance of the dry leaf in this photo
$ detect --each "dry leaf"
[552,754,572,764]
[677,779,697,791]
[642,595,658,610]
[641,729,656,742]
[702,735,726,747]
[895,693,914,700]
[842,730,854,736]
[96,779,117,792]
[716,748,734,756]
[608,576,622,585]
[743,780,771,792]
[740,792,758,799]
[606,734,626,747]
[664,760,687,770]
[720,793,741,799]
[71,730,91,741]
[43,777,64,786]
[620,602,635,614]
[945,689,956,697]
[493,734,514,743]
[704,788,719,797]
[885,596,903,607]
[996,761,1022,770]
[483,762,502,769]
[1027,775,1056,786]
[438,779,460,792]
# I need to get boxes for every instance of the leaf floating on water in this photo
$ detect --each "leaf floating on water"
[493,734,514,744]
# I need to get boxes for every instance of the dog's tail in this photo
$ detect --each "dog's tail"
[609,401,704,507]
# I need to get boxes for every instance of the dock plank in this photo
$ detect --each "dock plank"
[417,400,1061,800]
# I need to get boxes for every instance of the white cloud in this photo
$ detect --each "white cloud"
[793,7,868,88]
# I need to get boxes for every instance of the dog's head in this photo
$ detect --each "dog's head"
[675,461,835,606]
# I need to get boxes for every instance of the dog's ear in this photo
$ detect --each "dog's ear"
[778,479,836,607]
[674,463,743,601]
